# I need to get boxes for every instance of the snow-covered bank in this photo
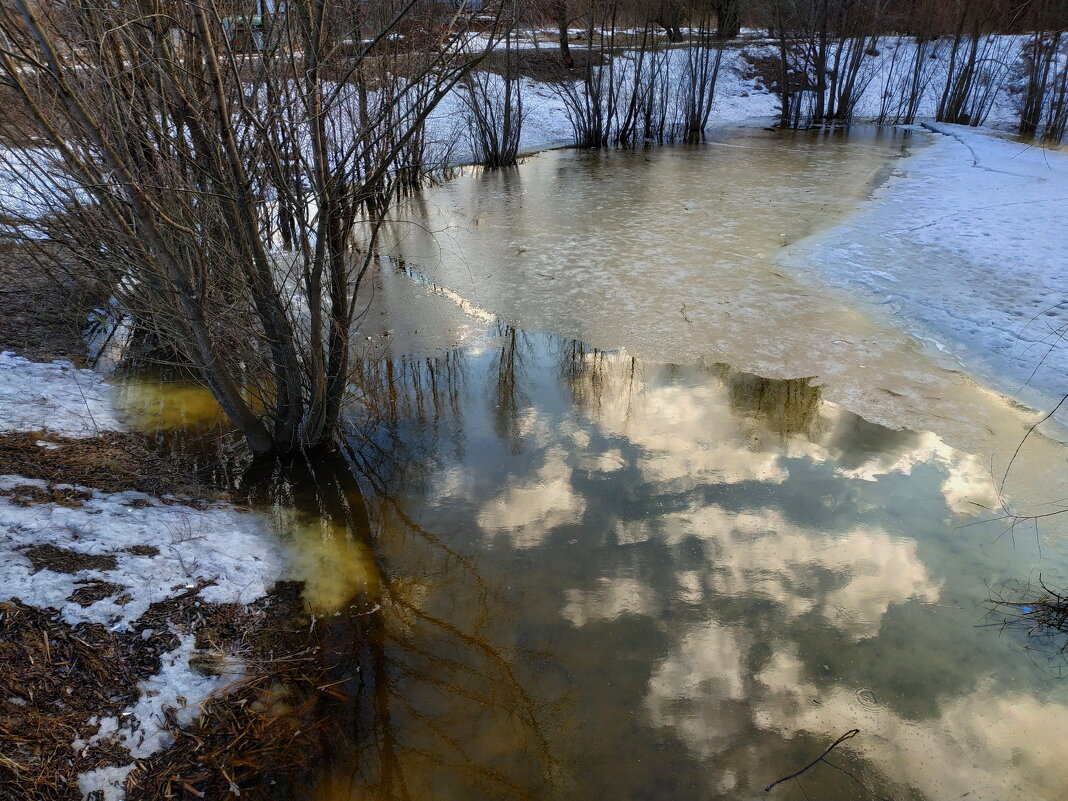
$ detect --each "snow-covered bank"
[0,352,288,798]
[420,46,780,164]
[420,32,1055,167]
[0,351,124,435]
[782,123,1068,416]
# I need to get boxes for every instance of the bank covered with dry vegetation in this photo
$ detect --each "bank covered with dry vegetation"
[0,262,351,800]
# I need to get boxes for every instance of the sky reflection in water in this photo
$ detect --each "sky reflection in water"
[317,328,1068,801]
[111,126,1068,800]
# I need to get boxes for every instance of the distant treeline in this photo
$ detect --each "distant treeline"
[506,1,1068,144]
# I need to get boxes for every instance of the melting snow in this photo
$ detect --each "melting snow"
[783,123,1068,415]
[0,475,286,629]
[0,351,124,435]
[1,356,283,798]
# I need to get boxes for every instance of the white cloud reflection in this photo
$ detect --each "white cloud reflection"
[661,504,941,639]
[638,607,1068,799]
[476,446,586,548]
[578,367,790,490]
[754,648,1068,801]
[567,351,998,515]
[561,576,657,627]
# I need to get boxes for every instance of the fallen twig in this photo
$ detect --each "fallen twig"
[765,729,860,793]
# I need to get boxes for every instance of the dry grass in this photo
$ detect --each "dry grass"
[125,584,335,801]
[21,545,118,574]
[0,399,334,798]
[0,431,219,501]
[67,580,128,607]
[1,583,338,801]
[0,601,145,801]
[987,577,1068,662]
[1,483,94,508]
[0,242,101,366]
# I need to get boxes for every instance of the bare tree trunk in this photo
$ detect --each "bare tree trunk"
[554,0,574,67]
[1020,29,1061,138]
[774,4,792,128]
[812,0,830,122]
[714,0,742,40]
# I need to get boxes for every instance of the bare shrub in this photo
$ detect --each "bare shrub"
[464,26,526,167]
[0,1,505,456]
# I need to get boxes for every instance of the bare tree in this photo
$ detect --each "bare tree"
[464,12,526,167]
[714,0,743,39]
[1018,0,1068,142]
[935,0,1018,126]
[678,3,726,141]
[0,0,503,456]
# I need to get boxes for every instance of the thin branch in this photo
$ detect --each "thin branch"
[765,729,860,793]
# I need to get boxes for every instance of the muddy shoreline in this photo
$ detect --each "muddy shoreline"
[0,247,360,800]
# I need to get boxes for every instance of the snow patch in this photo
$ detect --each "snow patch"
[0,479,286,628]
[77,765,134,801]
[783,123,1068,415]
[0,351,123,436]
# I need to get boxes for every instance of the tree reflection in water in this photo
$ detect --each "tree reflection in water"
[237,322,1053,801]
[237,373,559,801]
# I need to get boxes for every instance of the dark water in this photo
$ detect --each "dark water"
[295,326,1067,801]
[116,129,1068,801]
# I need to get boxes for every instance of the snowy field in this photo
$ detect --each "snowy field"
[420,32,1043,165]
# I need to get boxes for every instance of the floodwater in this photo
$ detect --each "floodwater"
[317,333,1068,801]
[119,128,1068,800]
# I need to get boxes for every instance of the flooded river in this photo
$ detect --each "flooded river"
[120,128,1068,800]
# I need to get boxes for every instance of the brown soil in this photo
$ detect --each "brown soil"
[0,242,101,366]
[0,431,221,501]
[479,47,606,83]
[742,48,811,95]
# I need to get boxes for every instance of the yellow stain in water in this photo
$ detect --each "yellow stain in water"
[114,380,229,431]
[284,515,381,614]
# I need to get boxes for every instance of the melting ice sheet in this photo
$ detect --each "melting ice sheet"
[782,122,1068,418]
